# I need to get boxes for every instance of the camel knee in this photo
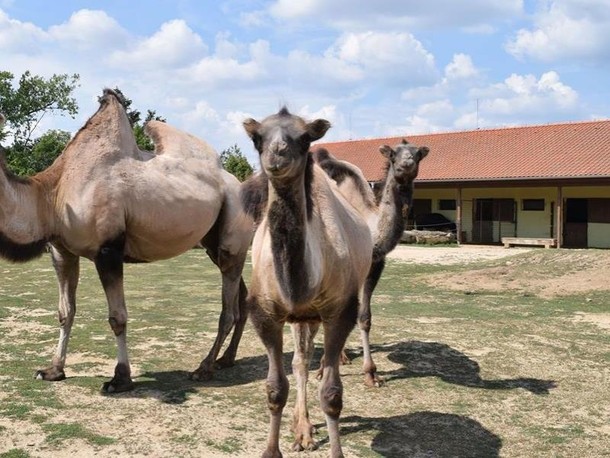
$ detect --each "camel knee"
[358,311,371,332]
[320,383,343,418]
[57,310,75,328]
[108,316,127,336]
[266,377,289,414]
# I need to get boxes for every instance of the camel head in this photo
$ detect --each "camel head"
[243,107,331,181]
[379,138,429,185]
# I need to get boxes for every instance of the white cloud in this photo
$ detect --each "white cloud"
[267,0,523,30]
[473,71,578,117]
[326,31,437,86]
[444,53,478,81]
[49,9,128,52]
[0,9,47,53]
[108,19,206,69]
[506,0,610,61]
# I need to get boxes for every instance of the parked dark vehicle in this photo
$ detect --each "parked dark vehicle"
[415,213,457,233]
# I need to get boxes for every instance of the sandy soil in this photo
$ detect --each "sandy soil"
[387,244,533,265]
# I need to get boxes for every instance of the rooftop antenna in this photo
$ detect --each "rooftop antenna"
[348,111,352,140]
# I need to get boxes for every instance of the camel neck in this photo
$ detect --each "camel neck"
[0,173,52,261]
[267,173,312,306]
[373,173,413,260]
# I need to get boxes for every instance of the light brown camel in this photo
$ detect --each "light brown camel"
[0,90,253,393]
[241,108,372,457]
[313,139,429,387]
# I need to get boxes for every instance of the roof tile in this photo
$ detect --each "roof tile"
[313,120,610,182]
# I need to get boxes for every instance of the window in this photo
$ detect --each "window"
[589,198,610,223]
[522,199,545,211]
[439,199,456,210]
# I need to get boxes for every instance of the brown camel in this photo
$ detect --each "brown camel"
[314,139,429,387]
[241,108,372,457]
[0,90,253,393]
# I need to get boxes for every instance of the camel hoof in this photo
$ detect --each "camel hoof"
[101,377,134,394]
[189,368,213,382]
[292,439,317,452]
[214,356,235,370]
[262,448,283,458]
[34,368,66,382]
[364,374,384,388]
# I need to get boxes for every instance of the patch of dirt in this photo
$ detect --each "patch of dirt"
[573,312,610,330]
[389,245,610,298]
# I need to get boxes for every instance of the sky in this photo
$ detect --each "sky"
[1,0,610,164]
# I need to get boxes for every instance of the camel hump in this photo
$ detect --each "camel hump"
[144,120,219,162]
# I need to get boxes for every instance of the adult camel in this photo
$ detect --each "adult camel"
[241,108,372,457]
[0,90,252,393]
[314,140,429,387]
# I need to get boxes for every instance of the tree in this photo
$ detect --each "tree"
[0,70,79,175]
[112,88,165,151]
[0,71,79,146]
[220,144,254,182]
[6,129,71,176]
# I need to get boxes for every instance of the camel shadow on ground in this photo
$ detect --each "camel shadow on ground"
[373,340,557,394]
[340,411,503,457]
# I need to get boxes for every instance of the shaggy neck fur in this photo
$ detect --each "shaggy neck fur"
[266,156,314,306]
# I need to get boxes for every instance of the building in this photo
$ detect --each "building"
[314,120,610,248]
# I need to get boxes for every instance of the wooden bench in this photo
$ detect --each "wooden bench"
[502,237,557,249]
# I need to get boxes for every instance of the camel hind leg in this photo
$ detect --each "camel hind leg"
[35,245,79,382]
[94,235,134,393]
[191,219,248,381]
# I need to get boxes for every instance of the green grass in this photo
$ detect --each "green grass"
[0,248,609,457]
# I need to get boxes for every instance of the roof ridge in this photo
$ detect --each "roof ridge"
[315,118,610,146]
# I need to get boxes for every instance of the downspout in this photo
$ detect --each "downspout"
[456,187,463,244]
[556,186,563,248]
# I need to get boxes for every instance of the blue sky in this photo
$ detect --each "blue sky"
[1,0,609,164]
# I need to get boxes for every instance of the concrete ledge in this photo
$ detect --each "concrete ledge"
[502,237,557,249]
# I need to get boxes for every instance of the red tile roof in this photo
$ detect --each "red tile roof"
[313,120,610,183]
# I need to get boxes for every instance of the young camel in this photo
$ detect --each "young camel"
[241,108,372,457]
[0,90,252,393]
[313,139,429,387]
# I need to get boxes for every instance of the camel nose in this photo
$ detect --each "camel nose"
[270,140,289,156]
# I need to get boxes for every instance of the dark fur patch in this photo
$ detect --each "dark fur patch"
[240,171,269,224]
[0,232,48,263]
[94,234,125,288]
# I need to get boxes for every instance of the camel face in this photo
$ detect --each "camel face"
[243,107,330,181]
[380,139,429,185]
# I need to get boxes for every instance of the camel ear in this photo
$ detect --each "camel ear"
[401,138,409,145]
[306,119,331,141]
[379,145,394,159]
[417,146,430,160]
[243,118,261,139]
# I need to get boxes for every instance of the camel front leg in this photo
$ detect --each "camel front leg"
[94,238,134,393]
[359,257,385,387]
[320,296,358,458]
[291,321,320,452]
[35,245,79,382]
[249,297,288,458]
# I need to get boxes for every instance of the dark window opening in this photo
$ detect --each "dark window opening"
[522,199,545,211]
[439,199,457,210]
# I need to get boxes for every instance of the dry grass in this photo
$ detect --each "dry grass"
[1,247,609,457]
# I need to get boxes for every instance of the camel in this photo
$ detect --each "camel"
[241,108,372,457]
[313,139,429,387]
[0,89,253,393]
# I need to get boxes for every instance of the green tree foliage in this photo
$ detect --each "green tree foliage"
[7,129,71,176]
[220,144,254,182]
[112,87,165,151]
[0,71,79,176]
[0,71,79,146]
